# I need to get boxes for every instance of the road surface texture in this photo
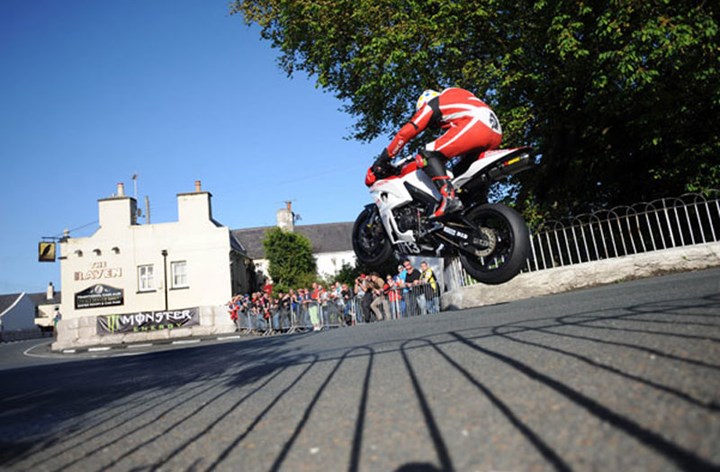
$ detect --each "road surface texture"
[1,269,719,471]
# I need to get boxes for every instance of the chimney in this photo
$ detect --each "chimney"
[46,282,55,300]
[99,183,137,230]
[276,201,295,231]
[177,181,213,224]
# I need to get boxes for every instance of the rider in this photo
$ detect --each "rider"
[367,87,503,218]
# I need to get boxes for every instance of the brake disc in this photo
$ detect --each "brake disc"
[472,227,496,257]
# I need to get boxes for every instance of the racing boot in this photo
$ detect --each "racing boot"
[418,149,464,219]
[430,176,463,219]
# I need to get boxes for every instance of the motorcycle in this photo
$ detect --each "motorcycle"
[352,147,534,285]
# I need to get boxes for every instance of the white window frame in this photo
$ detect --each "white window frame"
[171,260,188,289]
[138,264,155,292]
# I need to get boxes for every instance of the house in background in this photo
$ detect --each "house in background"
[232,202,447,292]
[31,281,62,329]
[232,202,356,285]
[0,292,41,341]
[0,281,61,341]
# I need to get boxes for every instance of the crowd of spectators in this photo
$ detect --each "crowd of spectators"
[226,259,440,333]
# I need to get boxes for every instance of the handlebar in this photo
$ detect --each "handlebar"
[390,155,413,168]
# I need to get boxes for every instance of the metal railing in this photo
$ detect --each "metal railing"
[525,190,719,271]
[452,190,720,287]
[229,284,441,336]
[228,191,719,320]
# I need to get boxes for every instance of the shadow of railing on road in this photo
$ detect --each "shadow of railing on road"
[484,295,720,372]
[400,339,455,472]
[164,357,317,472]
[492,325,720,412]
[112,362,291,471]
[404,338,572,472]
[449,331,717,471]
[22,367,234,471]
[2,290,718,471]
[0,335,294,469]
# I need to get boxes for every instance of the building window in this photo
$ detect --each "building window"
[171,261,188,288]
[138,264,155,292]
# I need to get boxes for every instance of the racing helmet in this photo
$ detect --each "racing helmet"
[416,89,440,110]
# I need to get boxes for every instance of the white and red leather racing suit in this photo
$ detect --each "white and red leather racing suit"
[386,87,503,161]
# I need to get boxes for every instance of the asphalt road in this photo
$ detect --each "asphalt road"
[1,269,719,471]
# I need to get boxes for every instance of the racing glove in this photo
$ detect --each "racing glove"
[372,149,393,178]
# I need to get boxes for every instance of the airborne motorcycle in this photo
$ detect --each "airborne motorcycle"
[352,148,534,285]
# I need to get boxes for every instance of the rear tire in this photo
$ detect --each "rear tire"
[458,203,529,284]
[352,206,393,266]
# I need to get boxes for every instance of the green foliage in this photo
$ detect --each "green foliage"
[355,253,401,279]
[262,227,317,289]
[232,0,720,217]
[330,262,360,286]
[327,255,402,286]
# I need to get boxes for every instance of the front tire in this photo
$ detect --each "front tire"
[352,206,393,266]
[458,203,530,284]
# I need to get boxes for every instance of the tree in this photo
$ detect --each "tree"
[355,253,401,280]
[232,0,719,218]
[328,262,358,286]
[262,227,317,291]
[328,253,401,286]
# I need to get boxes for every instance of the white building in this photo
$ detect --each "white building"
[29,281,62,329]
[53,181,253,350]
[232,202,356,284]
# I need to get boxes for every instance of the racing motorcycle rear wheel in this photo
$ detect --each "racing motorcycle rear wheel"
[352,206,393,266]
[458,203,530,285]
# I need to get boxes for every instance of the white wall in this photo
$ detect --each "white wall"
[252,250,357,287]
[316,251,357,280]
[442,242,720,310]
[58,191,242,321]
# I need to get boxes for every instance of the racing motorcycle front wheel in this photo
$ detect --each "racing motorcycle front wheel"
[352,206,393,266]
[458,203,530,285]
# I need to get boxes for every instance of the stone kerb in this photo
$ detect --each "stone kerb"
[51,304,236,351]
[442,242,720,311]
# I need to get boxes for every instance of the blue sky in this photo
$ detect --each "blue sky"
[0,1,383,294]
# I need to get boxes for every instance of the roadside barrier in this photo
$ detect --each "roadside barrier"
[229,284,442,336]
[449,190,720,289]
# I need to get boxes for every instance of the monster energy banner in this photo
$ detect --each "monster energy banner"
[97,307,199,335]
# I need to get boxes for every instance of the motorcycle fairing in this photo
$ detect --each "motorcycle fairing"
[453,147,532,188]
[367,147,532,248]
[369,169,440,244]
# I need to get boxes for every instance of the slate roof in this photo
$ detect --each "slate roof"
[229,232,246,254]
[0,292,62,314]
[231,227,267,259]
[0,293,22,315]
[232,222,354,260]
[29,292,62,307]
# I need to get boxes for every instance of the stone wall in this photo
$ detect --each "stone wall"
[442,242,720,310]
[51,305,236,351]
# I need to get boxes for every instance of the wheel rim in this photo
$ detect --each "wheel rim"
[461,212,514,273]
[355,212,386,258]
